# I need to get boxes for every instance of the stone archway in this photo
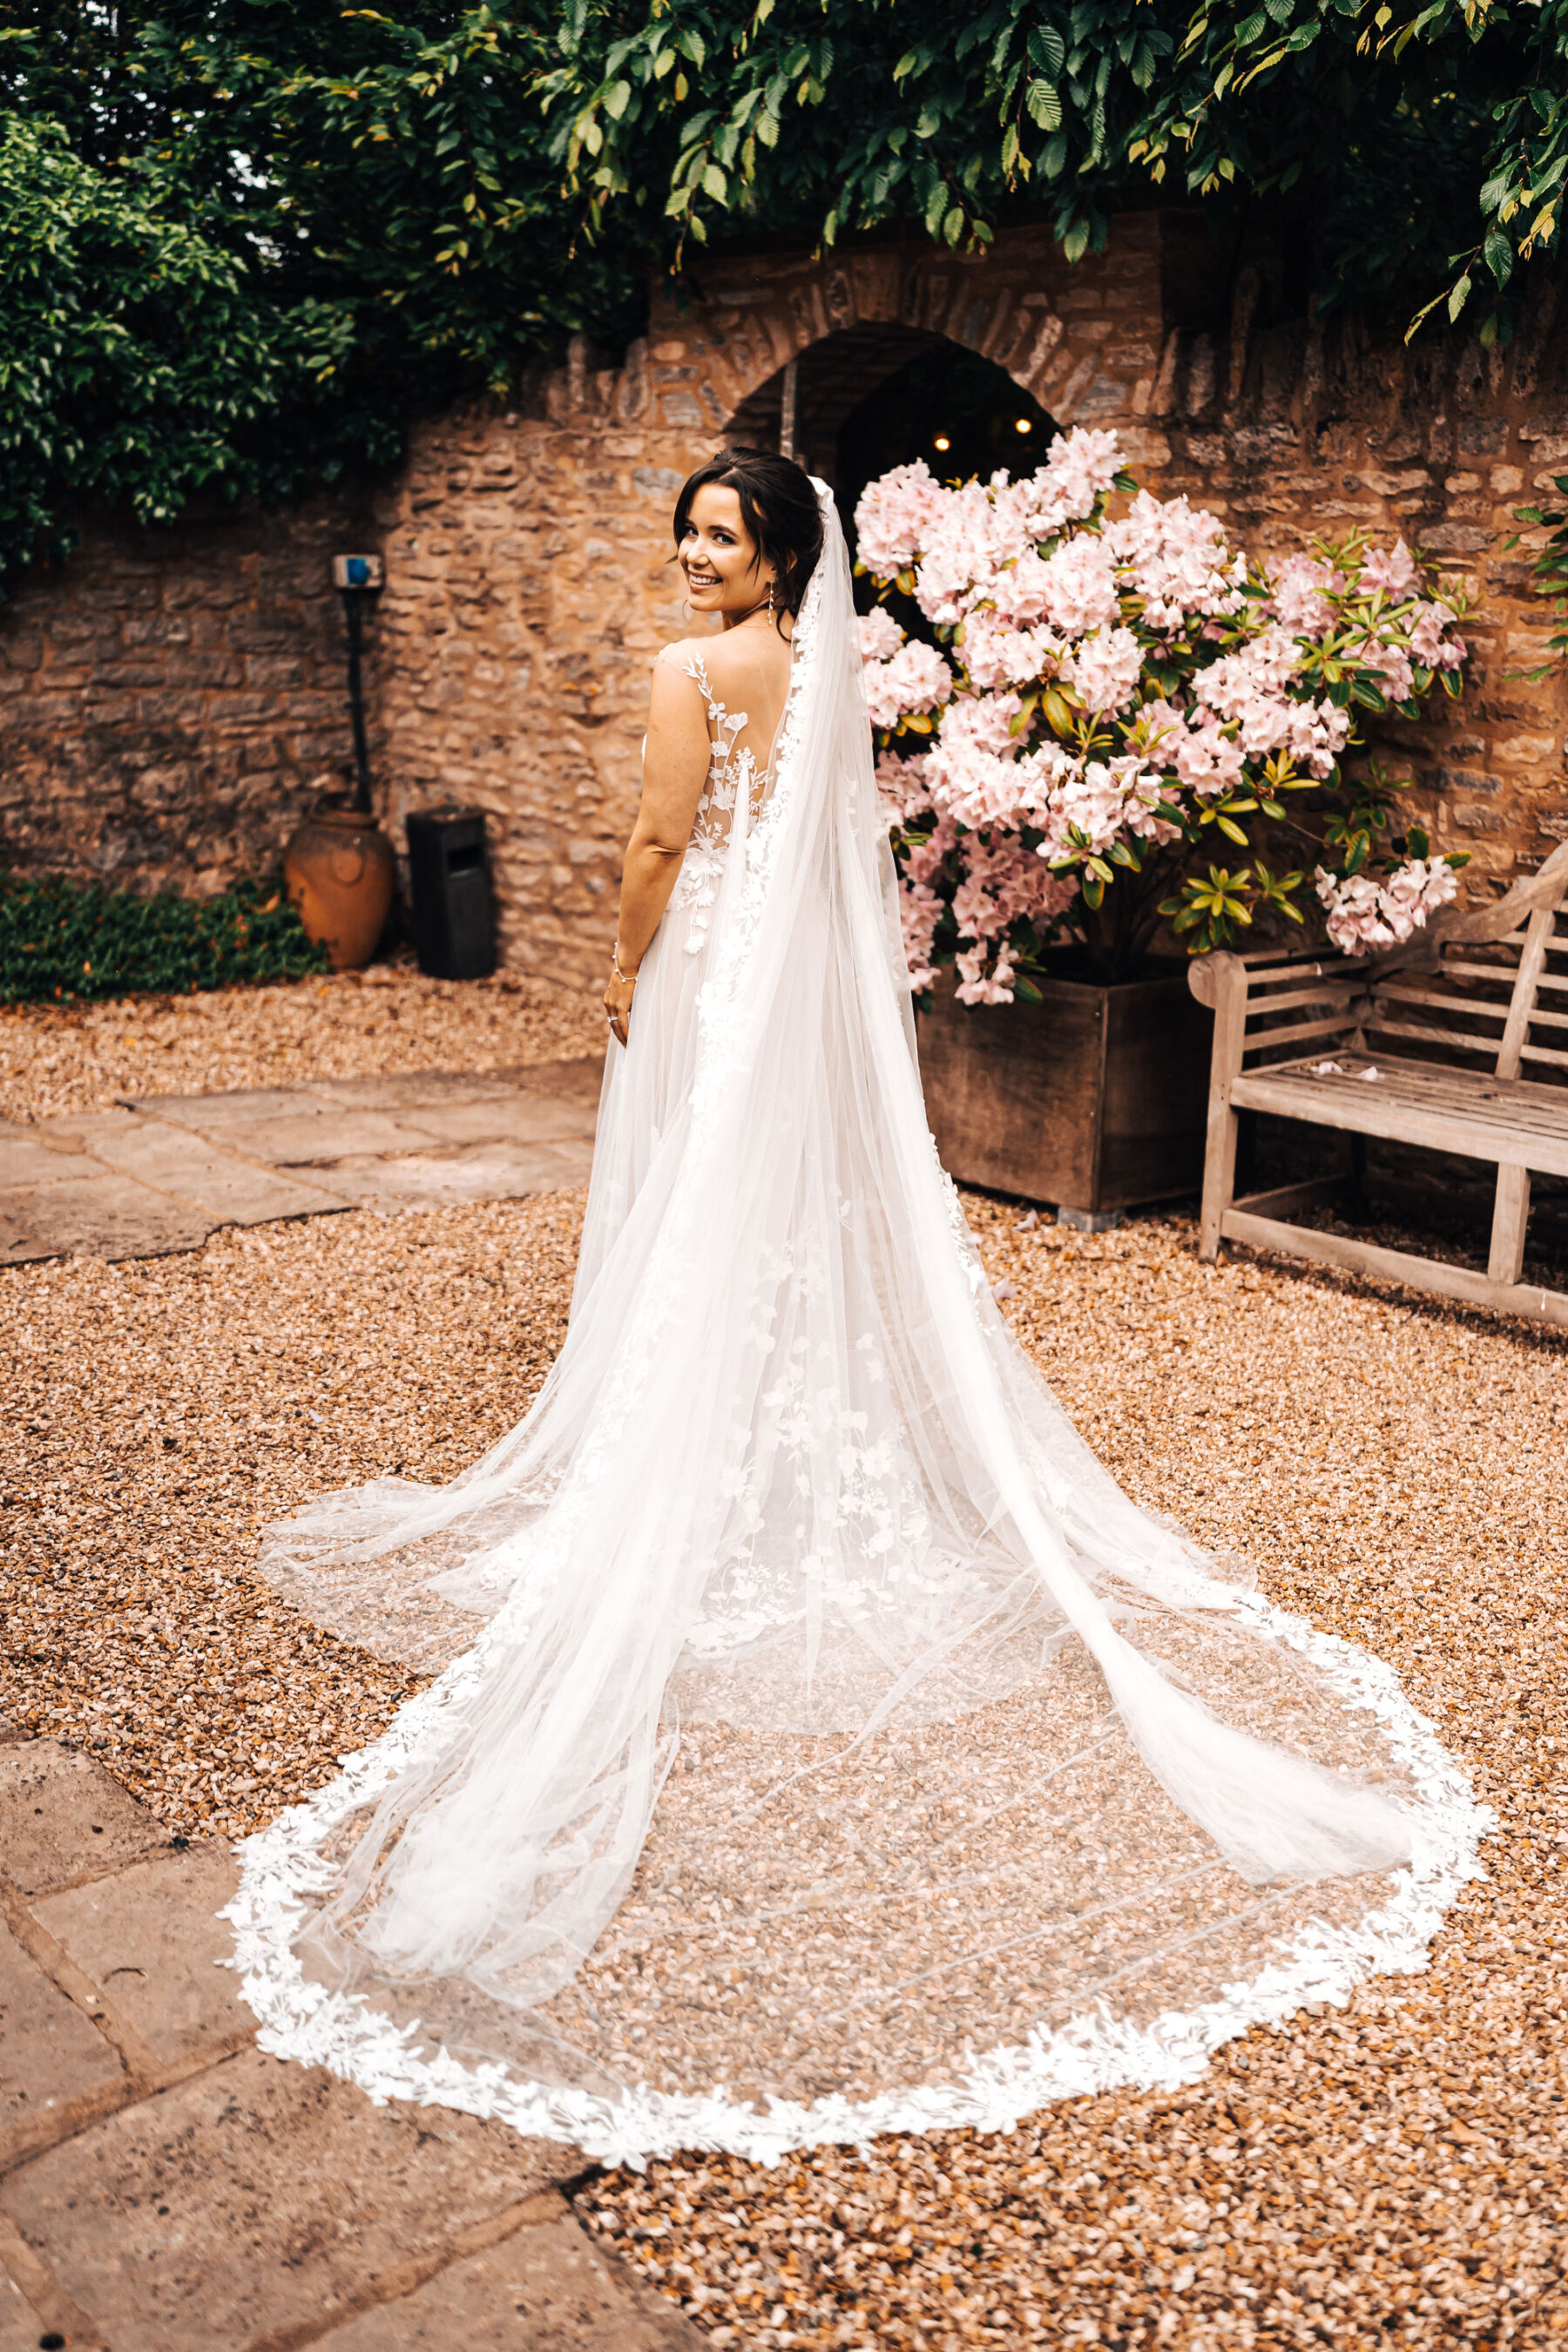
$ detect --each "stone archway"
[635,225,1166,463]
[719,325,1061,600]
[723,321,940,476]
[721,324,1058,491]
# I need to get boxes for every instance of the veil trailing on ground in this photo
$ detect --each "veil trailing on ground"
[228,485,1484,2168]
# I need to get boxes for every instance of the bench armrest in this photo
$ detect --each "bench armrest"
[1186,950,1244,1013]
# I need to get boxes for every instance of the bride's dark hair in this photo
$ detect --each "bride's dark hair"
[673,447,822,620]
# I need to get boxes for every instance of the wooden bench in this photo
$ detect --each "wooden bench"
[1187,838,1568,1327]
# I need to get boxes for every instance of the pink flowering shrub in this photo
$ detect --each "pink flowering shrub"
[855,428,1471,1001]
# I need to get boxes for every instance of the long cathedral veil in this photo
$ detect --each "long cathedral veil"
[227,486,1484,2167]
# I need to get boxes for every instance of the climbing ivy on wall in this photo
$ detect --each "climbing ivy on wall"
[546,0,1560,347]
[0,1,1564,591]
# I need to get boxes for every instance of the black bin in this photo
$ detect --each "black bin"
[405,807,496,980]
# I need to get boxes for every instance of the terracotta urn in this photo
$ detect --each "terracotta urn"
[282,801,397,970]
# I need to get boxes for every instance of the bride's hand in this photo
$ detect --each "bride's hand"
[605,970,636,1049]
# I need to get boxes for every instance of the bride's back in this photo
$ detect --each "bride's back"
[672,621,794,787]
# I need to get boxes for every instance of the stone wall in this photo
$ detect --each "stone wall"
[0,486,378,900]
[3,215,1565,985]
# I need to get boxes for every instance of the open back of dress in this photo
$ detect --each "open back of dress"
[231,487,1484,2167]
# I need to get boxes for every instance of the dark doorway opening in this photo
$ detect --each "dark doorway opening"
[836,341,1058,537]
[723,329,1058,610]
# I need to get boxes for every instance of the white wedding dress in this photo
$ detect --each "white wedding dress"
[228,487,1484,2169]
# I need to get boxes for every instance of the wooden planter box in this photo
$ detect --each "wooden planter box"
[916,965,1214,1215]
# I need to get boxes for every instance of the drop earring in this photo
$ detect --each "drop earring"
[767,577,775,618]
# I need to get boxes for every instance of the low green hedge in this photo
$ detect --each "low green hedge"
[0,871,328,1004]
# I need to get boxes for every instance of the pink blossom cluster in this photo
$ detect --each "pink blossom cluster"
[1064,623,1143,716]
[1360,539,1420,597]
[1268,553,1342,636]
[950,835,1077,1004]
[856,612,952,730]
[1315,857,1460,954]
[874,747,935,831]
[1034,757,1181,866]
[1409,598,1464,670]
[958,613,1064,689]
[1105,492,1247,631]
[896,813,955,988]
[853,427,1470,997]
[1191,625,1352,777]
[853,460,949,580]
[855,431,1123,633]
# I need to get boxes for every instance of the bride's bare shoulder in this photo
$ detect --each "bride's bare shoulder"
[680,628,789,686]
[653,634,717,677]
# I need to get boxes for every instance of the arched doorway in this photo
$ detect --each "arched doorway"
[723,327,1058,596]
[836,339,1058,517]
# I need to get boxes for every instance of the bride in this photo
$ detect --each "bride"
[229,449,1481,2168]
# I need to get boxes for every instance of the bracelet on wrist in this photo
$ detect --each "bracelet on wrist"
[612,943,639,986]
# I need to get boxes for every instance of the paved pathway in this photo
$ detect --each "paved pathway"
[0,1720,698,2351]
[0,1062,603,1265]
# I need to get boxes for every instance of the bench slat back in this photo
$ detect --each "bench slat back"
[1217,845,1568,1085]
[1228,951,1367,1072]
[1362,867,1568,1089]
[1517,898,1568,1078]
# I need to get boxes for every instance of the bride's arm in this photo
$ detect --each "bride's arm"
[604,656,710,1046]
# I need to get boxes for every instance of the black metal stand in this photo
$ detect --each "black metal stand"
[341,588,372,814]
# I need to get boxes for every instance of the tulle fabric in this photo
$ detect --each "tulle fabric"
[226,486,1485,2166]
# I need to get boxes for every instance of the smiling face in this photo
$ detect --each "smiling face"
[678,483,775,618]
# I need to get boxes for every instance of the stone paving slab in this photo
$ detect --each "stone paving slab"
[0,1745,166,1897]
[31,1842,247,2072]
[1,2046,570,2352]
[321,1139,595,1210]
[116,1085,335,1129]
[0,2263,49,2352]
[13,1111,132,1146]
[39,1112,350,1227]
[0,1061,605,1266]
[0,1175,216,1267]
[396,1093,599,1147]
[0,1210,53,1268]
[205,1108,453,1166]
[313,2207,704,2350]
[308,1068,540,1110]
[0,1131,108,1187]
[305,1058,605,1112]
[0,1914,125,2142]
[0,1732,679,2349]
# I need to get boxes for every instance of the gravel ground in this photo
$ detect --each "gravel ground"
[1,1194,585,1838]
[0,960,605,1125]
[588,1206,1568,2350]
[2,989,1565,2341]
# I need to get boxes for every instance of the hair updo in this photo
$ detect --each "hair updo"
[672,448,823,620]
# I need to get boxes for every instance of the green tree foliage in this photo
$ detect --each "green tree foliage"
[547,0,1564,336]
[1118,0,1568,347]
[0,116,349,576]
[0,1,1565,589]
[0,2,644,581]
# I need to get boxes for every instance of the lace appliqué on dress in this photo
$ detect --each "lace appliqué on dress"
[668,652,765,956]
